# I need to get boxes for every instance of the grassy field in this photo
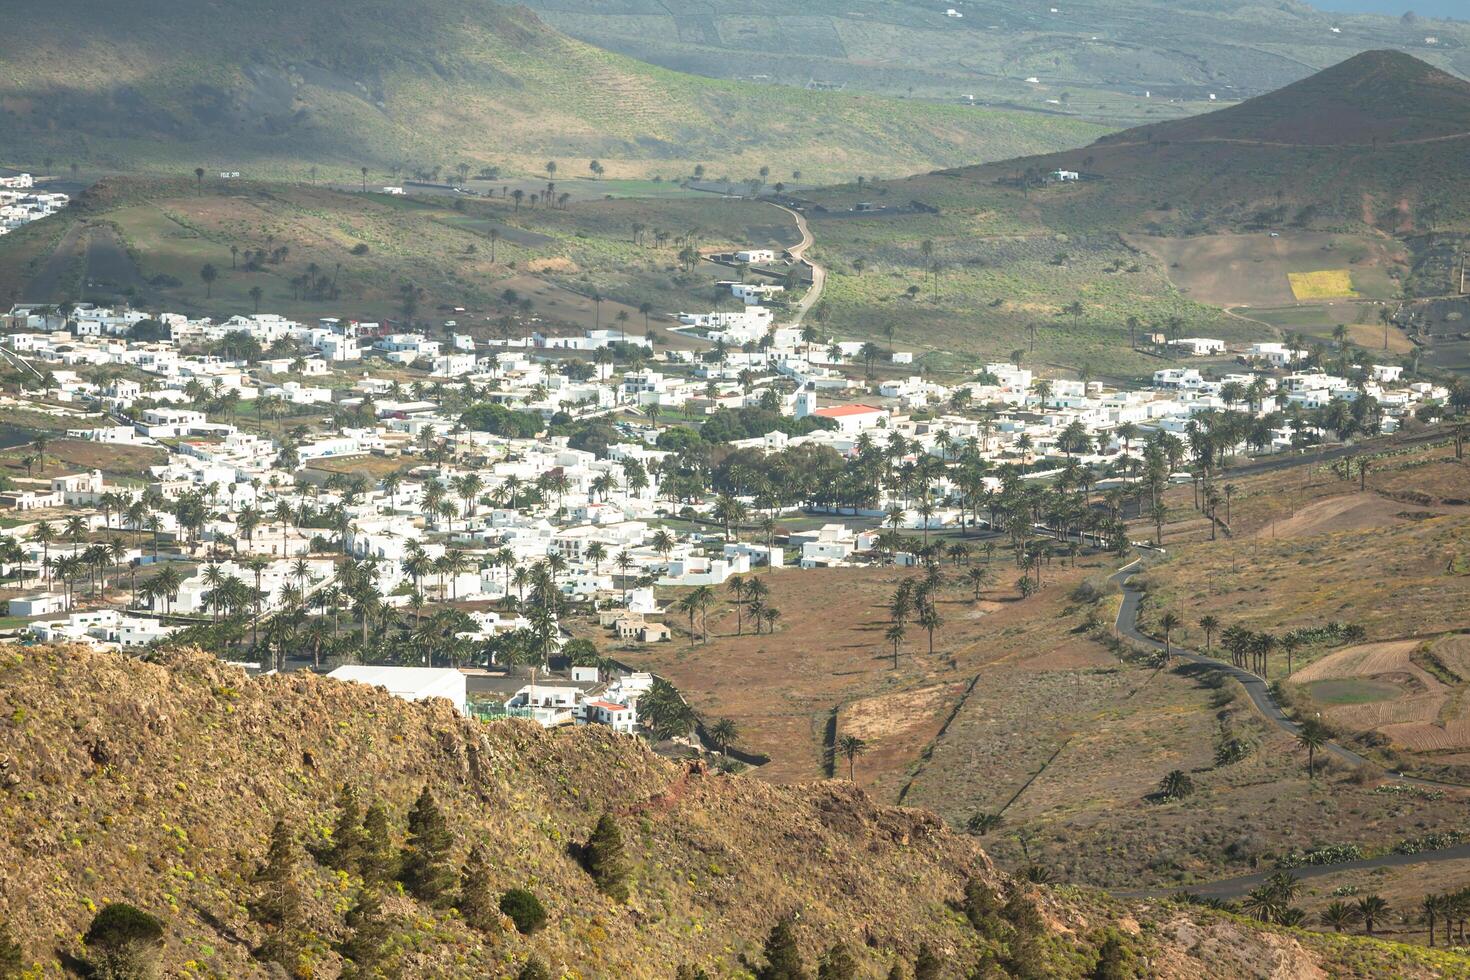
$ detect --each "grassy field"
[0,0,1108,184]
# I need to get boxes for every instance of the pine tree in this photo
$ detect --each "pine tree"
[339,889,392,980]
[913,945,942,980]
[755,916,806,980]
[458,845,499,933]
[817,943,857,980]
[0,919,24,979]
[360,801,396,885]
[250,820,302,971]
[885,966,905,980]
[516,955,552,980]
[399,786,455,904]
[83,904,165,980]
[675,966,712,980]
[326,784,368,871]
[584,812,630,902]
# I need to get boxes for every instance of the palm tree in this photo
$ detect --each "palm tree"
[1157,769,1193,801]
[885,621,905,669]
[836,734,867,782]
[726,575,746,634]
[1296,718,1329,779]
[707,717,739,759]
[1158,611,1181,659]
[1198,614,1219,654]
[1320,901,1362,934]
[917,601,942,655]
[1357,895,1389,936]
[614,550,634,605]
[1423,894,1444,947]
[966,565,991,602]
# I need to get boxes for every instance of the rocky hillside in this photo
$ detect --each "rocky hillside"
[0,644,1457,977]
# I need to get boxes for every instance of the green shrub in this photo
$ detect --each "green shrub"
[499,888,546,934]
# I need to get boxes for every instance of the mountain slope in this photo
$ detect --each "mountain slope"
[0,643,1460,977]
[0,0,1106,181]
[812,51,1470,235]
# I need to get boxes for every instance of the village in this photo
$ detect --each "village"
[0,256,1450,753]
[0,172,69,236]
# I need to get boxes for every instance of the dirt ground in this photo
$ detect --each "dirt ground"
[0,438,165,482]
[1129,231,1405,307]
[611,553,1106,789]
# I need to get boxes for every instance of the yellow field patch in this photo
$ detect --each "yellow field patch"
[1287,269,1358,300]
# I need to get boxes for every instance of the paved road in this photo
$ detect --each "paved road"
[770,202,824,328]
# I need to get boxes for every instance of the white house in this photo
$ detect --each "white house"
[1170,338,1226,357]
[735,249,777,264]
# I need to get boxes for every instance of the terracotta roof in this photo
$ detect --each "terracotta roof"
[587,700,629,712]
[813,404,882,418]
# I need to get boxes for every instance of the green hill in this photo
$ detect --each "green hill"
[0,0,1106,182]
[0,642,1461,978]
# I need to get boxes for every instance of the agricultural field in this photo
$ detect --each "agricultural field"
[1129,231,1406,308]
[1289,270,1359,301]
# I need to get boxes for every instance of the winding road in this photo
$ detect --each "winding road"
[770,202,824,328]
[1110,558,1470,898]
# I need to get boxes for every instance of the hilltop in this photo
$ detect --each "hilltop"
[0,642,1459,977]
[0,0,1105,182]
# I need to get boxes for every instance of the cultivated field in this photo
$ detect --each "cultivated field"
[1129,232,1403,307]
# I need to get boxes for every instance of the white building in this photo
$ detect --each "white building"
[327,665,468,715]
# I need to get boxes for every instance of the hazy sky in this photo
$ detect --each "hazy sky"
[1310,0,1461,17]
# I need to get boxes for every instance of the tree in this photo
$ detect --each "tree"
[818,943,857,980]
[837,733,867,781]
[194,166,205,192]
[360,802,396,884]
[1357,895,1389,936]
[251,819,302,971]
[199,263,219,298]
[499,888,547,934]
[1296,718,1329,779]
[517,956,553,980]
[249,284,263,313]
[458,845,499,933]
[755,916,806,980]
[1157,769,1193,801]
[966,812,1003,836]
[1198,614,1219,654]
[0,919,24,979]
[339,889,392,979]
[913,945,942,980]
[584,813,631,902]
[1158,611,1181,659]
[1320,900,1362,933]
[708,717,739,759]
[83,903,165,980]
[399,786,455,904]
[326,784,368,870]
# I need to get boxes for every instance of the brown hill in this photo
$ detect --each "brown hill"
[0,644,1456,977]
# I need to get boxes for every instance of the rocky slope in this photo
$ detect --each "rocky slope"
[0,644,1459,977]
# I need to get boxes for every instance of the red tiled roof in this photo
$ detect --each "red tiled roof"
[813,404,882,418]
[587,700,629,712]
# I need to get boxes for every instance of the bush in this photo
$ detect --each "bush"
[499,888,546,934]
[350,243,370,255]
[84,903,165,980]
